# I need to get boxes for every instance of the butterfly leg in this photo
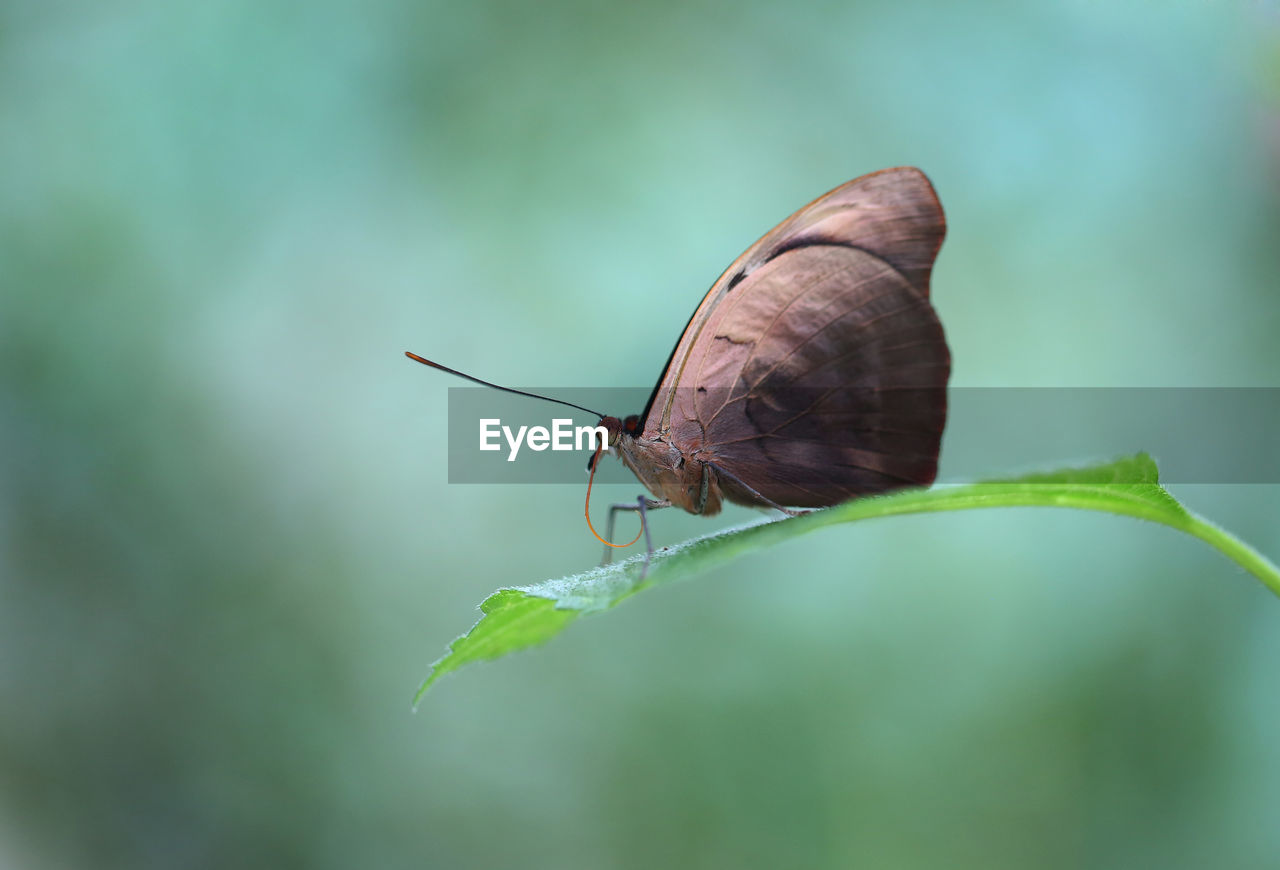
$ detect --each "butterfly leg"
[601,497,671,572]
[708,462,810,517]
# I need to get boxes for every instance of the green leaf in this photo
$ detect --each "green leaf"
[415,590,578,696]
[414,453,1279,706]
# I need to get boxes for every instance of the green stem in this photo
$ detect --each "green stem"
[1177,513,1280,598]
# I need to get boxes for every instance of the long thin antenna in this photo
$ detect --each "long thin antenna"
[404,351,606,418]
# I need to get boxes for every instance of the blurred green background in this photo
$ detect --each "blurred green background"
[3,1,1279,867]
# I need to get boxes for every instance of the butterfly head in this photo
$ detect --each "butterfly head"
[587,414,645,472]
[595,414,642,445]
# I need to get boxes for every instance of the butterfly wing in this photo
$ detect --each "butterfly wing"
[645,167,949,508]
[642,166,946,434]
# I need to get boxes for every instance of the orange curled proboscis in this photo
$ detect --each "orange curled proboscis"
[584,445,643,549]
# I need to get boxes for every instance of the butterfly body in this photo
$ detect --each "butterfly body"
[406,166,951,561]
[609,421,726,515]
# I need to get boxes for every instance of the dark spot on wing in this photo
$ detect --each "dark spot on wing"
[766,235,866,262]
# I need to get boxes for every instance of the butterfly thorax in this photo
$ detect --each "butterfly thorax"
[602,415,724,516]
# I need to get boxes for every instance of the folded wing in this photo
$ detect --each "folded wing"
[669,242,949,507]
[645,166,947,439]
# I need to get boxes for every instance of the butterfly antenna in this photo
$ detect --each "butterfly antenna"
[404,351,605,418]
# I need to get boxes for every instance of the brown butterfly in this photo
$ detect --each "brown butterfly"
[408,166,949,569]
